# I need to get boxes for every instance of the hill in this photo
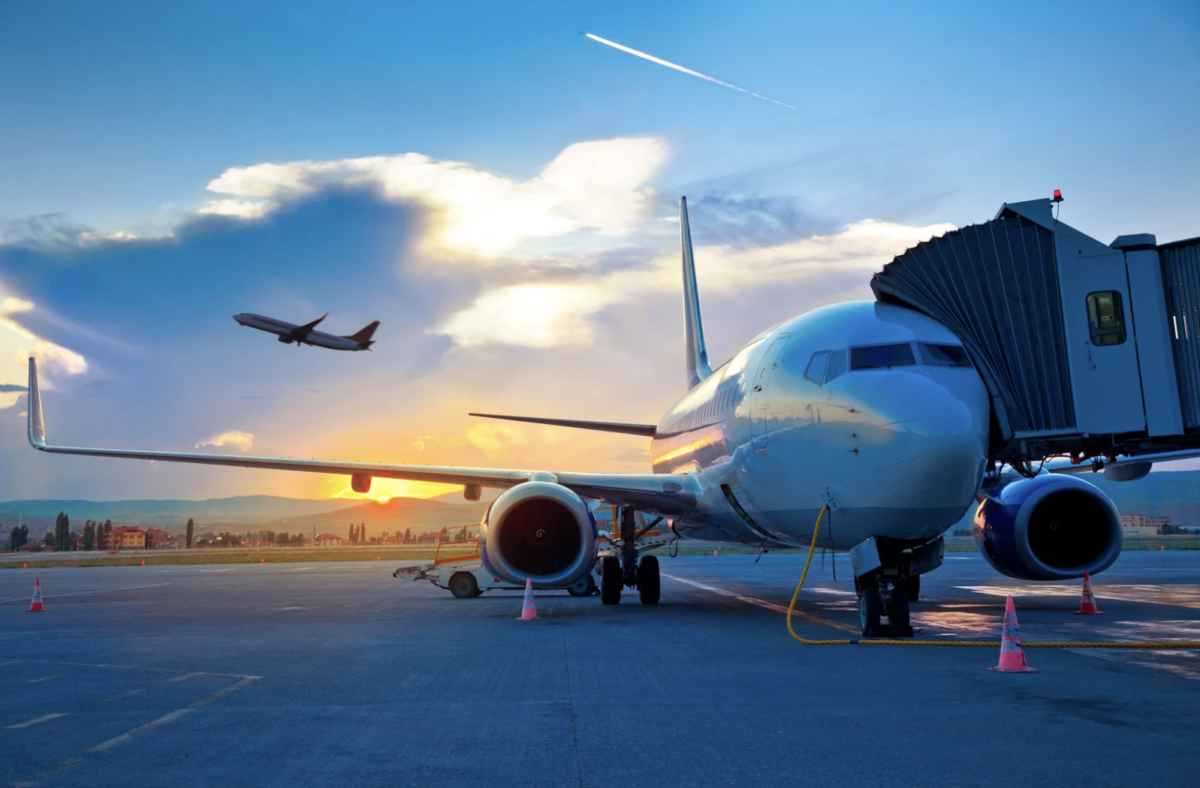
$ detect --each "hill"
[269,496,487,537]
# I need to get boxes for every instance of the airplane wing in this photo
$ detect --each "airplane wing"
[25,359,698,515]
[469,413,657,436]
[1047,449,1200,476]
[294,313,328,336]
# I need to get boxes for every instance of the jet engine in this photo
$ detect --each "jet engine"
[974,474,1122,581]
[480,482,598,587]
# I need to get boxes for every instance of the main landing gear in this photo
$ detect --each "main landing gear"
[600,508,659,605]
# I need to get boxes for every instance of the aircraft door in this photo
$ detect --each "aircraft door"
[750,336,792,452]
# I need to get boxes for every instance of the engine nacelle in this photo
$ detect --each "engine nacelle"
[480,482,597,588]
[974,474,1122,581]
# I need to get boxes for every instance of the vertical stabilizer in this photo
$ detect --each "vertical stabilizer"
[680,197,712,389]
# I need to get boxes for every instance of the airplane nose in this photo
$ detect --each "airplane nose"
[867,372,989,512]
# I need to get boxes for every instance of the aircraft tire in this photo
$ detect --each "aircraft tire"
[600,556,622,605]
[859,587,882,636]
[568,574,597,597]
[449,572,480,599]
[637,556,660,605]
[887,586,910,629]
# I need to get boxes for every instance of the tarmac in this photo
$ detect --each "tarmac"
[2,551,1200,787]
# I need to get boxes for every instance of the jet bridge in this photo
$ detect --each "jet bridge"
[871,197,1200,469]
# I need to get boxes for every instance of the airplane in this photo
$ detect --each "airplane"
[25,197,1173,636]
[233,312,380,351]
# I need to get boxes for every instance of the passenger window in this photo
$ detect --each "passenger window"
[1086,291,1126,346]
[805,351,830,385]
[850,343,916,370]
[919,343,972,367]
[825,349,848,383]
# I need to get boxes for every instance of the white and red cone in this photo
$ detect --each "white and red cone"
[28,579,45,612]
[990,596,1036,673]
[517,577,540,621]
[1076,571,1102,615]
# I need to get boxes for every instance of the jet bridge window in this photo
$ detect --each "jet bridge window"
[918,343,972,367]
[804,351,830,384]
[850,343,916,370]
[1086,291,1126,346]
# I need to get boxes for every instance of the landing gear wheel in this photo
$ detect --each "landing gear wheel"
[600,556,622,605]
[897,575,920,603]
[886,586,910,629]
[637,556,660,605]
[448,572,479,599]
[568,574,597,597]
[858,587,882,636]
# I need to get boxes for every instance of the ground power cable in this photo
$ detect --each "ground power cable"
[786,506,1200,648]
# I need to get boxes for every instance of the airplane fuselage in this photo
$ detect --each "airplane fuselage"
[650,301,991,551]
[233,313,371,351]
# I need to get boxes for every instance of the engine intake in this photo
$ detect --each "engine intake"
[480,482,597,587]
[974,474,1122,580]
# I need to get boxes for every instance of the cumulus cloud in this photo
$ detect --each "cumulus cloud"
[0,291,89,407]
[438,218,955,347]
[202,137,668,256]
[465,423,529,456]
[195,430,254,452]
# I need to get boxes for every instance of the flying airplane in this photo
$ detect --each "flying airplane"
[25,197,1165,636]
[233,312,380,351]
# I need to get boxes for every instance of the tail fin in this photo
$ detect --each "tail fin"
[680,197,712,390]
[344,320,380,345]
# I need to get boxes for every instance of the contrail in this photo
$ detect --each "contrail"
[584,33,795,110]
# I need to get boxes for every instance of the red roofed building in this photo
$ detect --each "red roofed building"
[314,533,343,547]
[145,528,176,549]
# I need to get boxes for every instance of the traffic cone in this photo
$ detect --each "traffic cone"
[1075,571,1102,615]
[376,555,380,561]
[141,560,145,566]
[23,562,27,569]
[990,596,1037,673]
[28,579,45,612]
[713,549,718,557]
[517,577,540,621]
[260,557,264,564]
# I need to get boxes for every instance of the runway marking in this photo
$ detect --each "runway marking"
[663,573,860,635]
[0,659,20,667]
[0,583,171,604]
[26,673,67,684]
[13,675,260,787]
[5,713,67,729]
[292,567,315,571]
[279,606,304,610]
[166,672,201,682]
[201,568,237,573]
[101,689,144,702]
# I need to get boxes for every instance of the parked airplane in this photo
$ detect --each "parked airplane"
[233,312,380,351]
[25,198,1174,635]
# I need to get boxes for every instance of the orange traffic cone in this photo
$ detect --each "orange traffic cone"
[990,596,1037,673]
[141,560,146,566]
[23,562,27,569]
[713,549,718,557]
[28,579,45,612]
[260,557,265,564]
[376,555,380,561]
[1076,571,1102,615]
[517,577,540,621]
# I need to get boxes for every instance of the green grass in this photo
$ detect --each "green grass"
[0,546,477,570]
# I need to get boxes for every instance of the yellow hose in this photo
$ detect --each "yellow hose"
[786,506,1200,648]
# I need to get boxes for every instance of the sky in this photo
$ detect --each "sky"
[1,0,1198,501]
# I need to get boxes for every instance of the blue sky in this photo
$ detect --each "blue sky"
[1,1,1198,499]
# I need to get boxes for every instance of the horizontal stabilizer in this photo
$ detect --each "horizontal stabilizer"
[469,413,657,437]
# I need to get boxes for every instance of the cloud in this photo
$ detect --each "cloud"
[438,218,954,347]
[0,291,88,407]
[465,423,529,456]
[195,430,254,452]
[202,137,668,256]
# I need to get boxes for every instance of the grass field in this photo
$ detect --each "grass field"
[4,535,1197,570]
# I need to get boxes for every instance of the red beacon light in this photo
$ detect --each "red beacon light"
[1051,189,1063,203]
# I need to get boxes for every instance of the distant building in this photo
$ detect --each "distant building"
[314,533,343,547]
[145,528,176,549]
[109,526,146,549]
[1120,514,1158,536]
[1147,516,1173,532]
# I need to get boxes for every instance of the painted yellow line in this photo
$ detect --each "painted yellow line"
[662,573,861,635]
[5,713,67,730]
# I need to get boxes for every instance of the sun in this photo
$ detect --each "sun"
[376,495,391,504]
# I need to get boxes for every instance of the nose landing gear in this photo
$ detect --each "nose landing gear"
[856,579,913,637]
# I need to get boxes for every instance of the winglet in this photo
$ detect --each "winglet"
[28,357,45,448]
[681,197,712,390]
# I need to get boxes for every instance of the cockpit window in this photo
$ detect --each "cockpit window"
[918,343,972,367]
[824,349,847,383]
[850,343,916,370]
[804,351,829,384]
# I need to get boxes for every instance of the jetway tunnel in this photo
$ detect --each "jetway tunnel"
[871,197,1200,469]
